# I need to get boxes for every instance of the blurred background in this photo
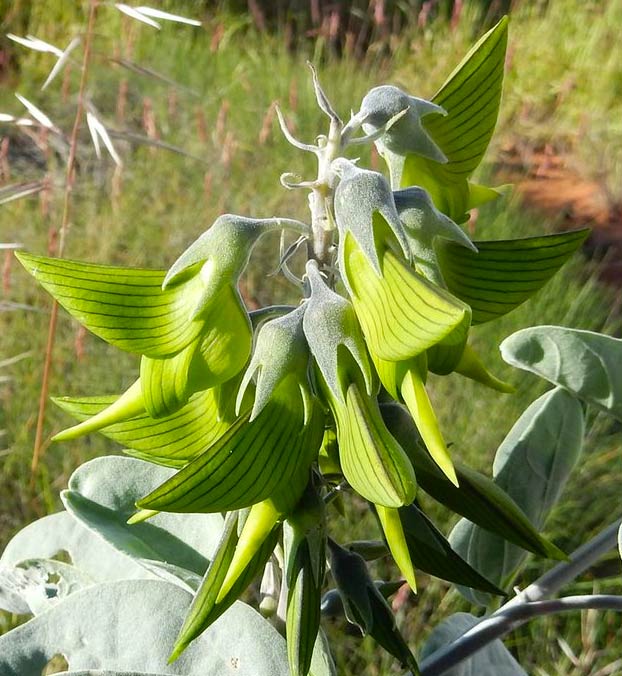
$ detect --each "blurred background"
[1,1,621,673]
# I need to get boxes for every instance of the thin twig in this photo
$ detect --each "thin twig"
[419,519,622,676]
[31,0,98,484]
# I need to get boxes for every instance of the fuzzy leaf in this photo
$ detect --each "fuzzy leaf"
[1,511,147,583]
[0,578,292,675]
[501,326,622,420]
[451,388,583,605]
[436,229,590,324]
[61,457,224,589]
[421,612,527,675]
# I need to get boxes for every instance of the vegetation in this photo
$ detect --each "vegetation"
[1,1,621,674]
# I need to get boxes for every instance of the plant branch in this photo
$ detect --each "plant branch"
[419,518,622,676]
[31,0,98,483]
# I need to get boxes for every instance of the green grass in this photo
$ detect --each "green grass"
[1,1,622,674]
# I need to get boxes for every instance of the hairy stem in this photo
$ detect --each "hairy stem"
[31,0,98,484]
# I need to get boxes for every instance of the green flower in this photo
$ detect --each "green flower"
[332,160,471,364]
[303,260,417,509]
[17,215,309,439]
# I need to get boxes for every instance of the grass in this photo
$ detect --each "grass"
[1,1,622,673]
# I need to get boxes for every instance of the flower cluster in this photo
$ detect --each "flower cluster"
[17,16,589,676]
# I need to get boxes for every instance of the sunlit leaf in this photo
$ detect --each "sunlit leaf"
[501,325,622,420]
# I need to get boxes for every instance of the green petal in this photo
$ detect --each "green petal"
[398,17,508,222]
[381,402,566,560]
[400,366,457,486]
[52,379,145,442]
[436,229,590,324]
[140,285,252,418]
[170,511,279,661]
[137,379,323,513]
[375,504,417,592]
[332,382,416,508]
[455,343,515,393]
[53,387,235,468]
[15,251,205,357]
[345,234,470,362]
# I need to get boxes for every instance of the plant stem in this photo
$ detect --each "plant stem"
[418,519,622,676]
[31,0,98,484]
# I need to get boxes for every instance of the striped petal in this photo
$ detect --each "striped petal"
[15,251,204,357]
[140,285,252,417]
[344,233,470,362]
[375,504,417,592]
[399,17,508,221]
[53,387,235,468]
[170,511,279,661]
[332,381,416,508]
[436,229,590,324]
[137,378,323,513]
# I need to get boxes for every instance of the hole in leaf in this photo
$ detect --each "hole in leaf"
[50,549,72,565]
[41,653,68,675]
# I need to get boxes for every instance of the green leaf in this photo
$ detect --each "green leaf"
[400,17,509,221]
[138,383,322,513]
[332,382,417,508]
[380,402,565,560]
[15,252,205,357]
[61,457,224,589]
[0,578,292,675]
[436,229,590,324]
[396,504,504,595]
[451,388,584,604]
[501,326,622,420]
[421,612,527,676]
[54,388,233,468]
[344,234,471,362]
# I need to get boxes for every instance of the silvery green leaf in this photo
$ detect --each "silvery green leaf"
[421,612,527,676]
[0,578,291,675]
[501,326,622,420]
[303,260,374,402]
[450,388,583,605]
[309,629,337,676]
[360,85,447,163]
[332,159,409,277]
[393,186,475,285]
[1,511,147,582]
[1,559,94,615]
[61,456,224,589]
